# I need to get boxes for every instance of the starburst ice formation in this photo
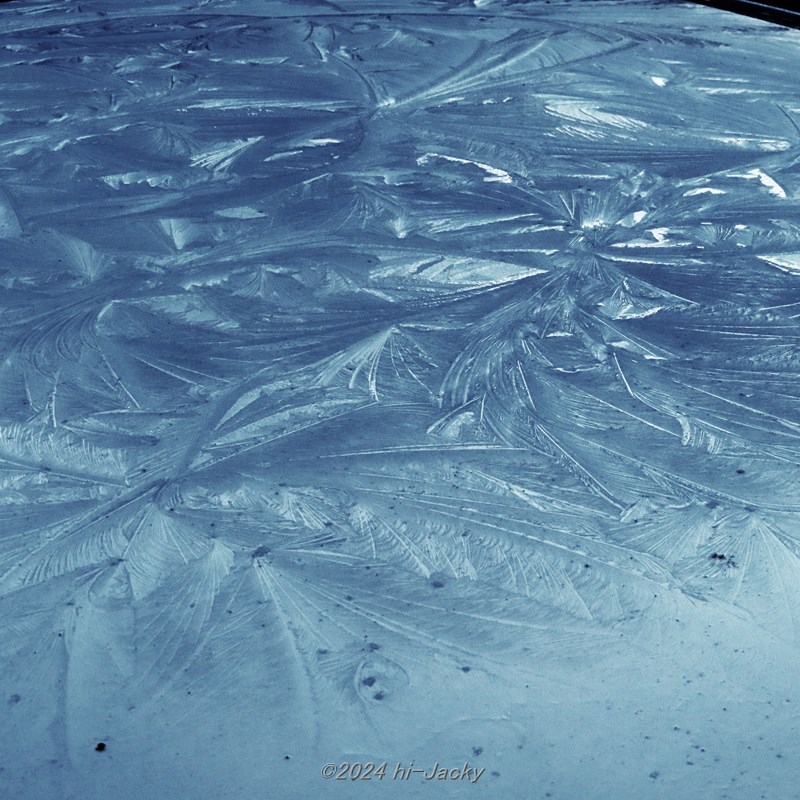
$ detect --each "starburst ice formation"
[2,2,800,799]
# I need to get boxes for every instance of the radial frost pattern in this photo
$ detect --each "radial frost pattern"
[2,2,800,799]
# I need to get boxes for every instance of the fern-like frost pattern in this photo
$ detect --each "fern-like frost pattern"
[2,2,800,798]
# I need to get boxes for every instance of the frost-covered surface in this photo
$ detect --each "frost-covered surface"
[2,1,800,798]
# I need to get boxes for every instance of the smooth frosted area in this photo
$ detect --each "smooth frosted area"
[2,2,800,799]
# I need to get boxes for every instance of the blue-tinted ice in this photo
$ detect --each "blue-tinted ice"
[2,1,800,798]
